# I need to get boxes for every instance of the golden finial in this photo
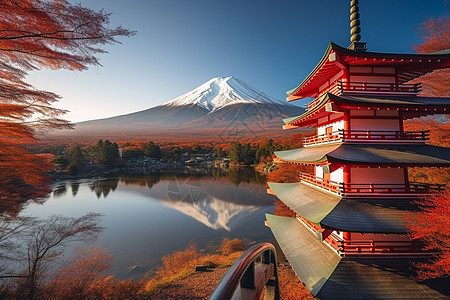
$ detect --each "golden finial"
[350,0,361,43]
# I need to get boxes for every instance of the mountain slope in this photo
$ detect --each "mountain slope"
[57,76,305,140]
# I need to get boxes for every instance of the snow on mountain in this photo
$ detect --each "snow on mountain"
[164,76,286,112]
[56,76,306,139]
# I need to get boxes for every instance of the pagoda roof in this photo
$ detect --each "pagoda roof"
[268,182,412,233]
[283,93,450,126]
[287,42,450,100]
[274,143,450,166]
[266,214,448,299]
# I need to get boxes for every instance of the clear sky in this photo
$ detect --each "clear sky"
[26,0,449,122]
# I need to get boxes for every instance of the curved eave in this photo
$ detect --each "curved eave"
[328,93,450,108]
[287,42,450,100]
[274,144,340,164]
[322,199,410,233]
[286,42,335,99]
[283,94,331,125]
[267,182,340,224]
[268,182,410,233]
[284,93,450,127]
[328,144,450,165]
[265,214,341,296]
[275,144,450,166]
[265,214,447,298]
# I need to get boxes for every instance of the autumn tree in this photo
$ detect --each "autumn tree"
[144,141,163,159]
[405,191,450,280]
[410,16,450,96]
[44,246,113,300]
[0,0,134,212]
[402,15,450,281]
[0,213,103,300]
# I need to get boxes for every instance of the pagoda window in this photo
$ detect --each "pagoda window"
[349,66,396,74]
[349,75,396,83]
[350,167,405,185]
[373,67,395,74]
[349,118,400,132]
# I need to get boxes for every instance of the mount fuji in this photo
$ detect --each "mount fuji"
[59,76,305,140]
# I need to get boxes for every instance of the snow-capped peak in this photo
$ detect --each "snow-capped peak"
[164,76,285,112]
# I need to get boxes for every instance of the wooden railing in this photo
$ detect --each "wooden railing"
[341,182,444,194]
[337,80,422,94]
[300,172,342,193]
[303,129,429,146]
[300,173,444,196]
[308,80,422,110]
[338,240,421,254]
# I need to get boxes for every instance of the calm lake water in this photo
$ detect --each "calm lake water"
[20,167,277,280]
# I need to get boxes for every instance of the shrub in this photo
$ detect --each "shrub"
[221,238,245,256]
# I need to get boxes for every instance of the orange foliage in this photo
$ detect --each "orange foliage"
[274,201,296,218]
[156,243,201,279]
[277,264,314,300]
[414,16,450,54]
[409,167,450,188]
[411,16,450,97]
[404,118,450,147]
[145,240,243,294]
[46,246,114,299]
[267,163,313,183]
[405,191,450,280]
[0,1,133,213]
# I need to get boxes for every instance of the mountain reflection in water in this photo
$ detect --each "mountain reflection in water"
[21,167,276,279]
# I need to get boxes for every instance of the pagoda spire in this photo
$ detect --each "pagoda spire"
[350,0,361,42]
[348,0,367,51]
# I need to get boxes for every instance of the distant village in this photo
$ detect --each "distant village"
[36,139,286,179]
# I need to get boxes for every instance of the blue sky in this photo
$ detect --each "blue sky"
[27,0,448,122]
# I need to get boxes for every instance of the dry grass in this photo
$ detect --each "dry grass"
[144,242,243,295]
[277,264,315,299]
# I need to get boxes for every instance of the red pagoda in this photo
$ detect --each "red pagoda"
[265,1,450,298]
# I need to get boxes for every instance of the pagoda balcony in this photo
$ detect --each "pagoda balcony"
[337,80,422,95]
[309,81,422,110]
[327,238,426,256]
[303,129,429,147]
[299,172,444,197]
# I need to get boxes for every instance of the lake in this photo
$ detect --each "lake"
[20,167,277,280]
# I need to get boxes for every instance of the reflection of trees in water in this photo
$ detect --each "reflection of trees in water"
[162,167,266,186]
[119,176,160,189]
[0,180,51,215]
[223,167,266,186]
[89,179,119,198]
[53,184,67,198]
[145,177,160,190]
[71,182,80,196]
